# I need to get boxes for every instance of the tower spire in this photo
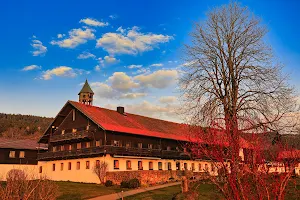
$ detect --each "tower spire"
[78,79,94,105]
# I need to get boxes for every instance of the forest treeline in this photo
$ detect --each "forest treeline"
[0,113,53,139]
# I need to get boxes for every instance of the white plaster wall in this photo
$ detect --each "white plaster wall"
[38,155,218,183]
[0,164,39,181]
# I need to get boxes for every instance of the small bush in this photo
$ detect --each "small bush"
[105,180,113,187]
[128,178,140,189]
[120,181,129,188]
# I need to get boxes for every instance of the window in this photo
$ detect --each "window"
[148,144,153,149]
[158,162,162,170]
[68,162,72,170]
[53,146,57,152]
[138,161,143,170]
[184,163,188,170]
[86,142,91,148]
[211,164,215,172]
[149,162,153,170]
[62,130,65,135]
[176,162,180,170]
[96,160,100,167]
[198,164,202,171]
[114,160,119,169]
[205,164,208,171]
[61,163,64,171]
[176,146,180,151]
[167,146,171,151]
[168,162,172,170]
[39,166,42,173]
[19,151,25,158]
[138,143,143,148]
[125,142,131,148]
[72,109,76,121]
[72,128,77,133]
[86,161,90,169]
[77,162,80,170]
[183,147,187,153]
[52,164,56,171]
[77,143,81,149]
[112,140,121,147]
[192,163,195,171]
[61,145,65,151]
[9,151,15,158]
[66,145,71,151]
[95,140,102,147]
[126,160,132,170]
[86,125,90,130]
[157,144,161,149]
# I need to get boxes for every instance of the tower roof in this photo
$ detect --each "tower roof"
[78,80,94,95]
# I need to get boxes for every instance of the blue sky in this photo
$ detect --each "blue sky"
[0,0,299,121]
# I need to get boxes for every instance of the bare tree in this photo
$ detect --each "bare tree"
[0,169,59,200]
[93,161,108,184]
[180,2,299,200]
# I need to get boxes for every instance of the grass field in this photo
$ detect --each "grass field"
[56,181,129,200]
[123,182,222,200]
[123,179,300,200]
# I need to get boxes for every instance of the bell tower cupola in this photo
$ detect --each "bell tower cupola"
[78,79,94,105]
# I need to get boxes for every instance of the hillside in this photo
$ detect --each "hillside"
[0,113,53,139]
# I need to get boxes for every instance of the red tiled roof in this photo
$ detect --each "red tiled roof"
[0,138,47,150]
[69,101,252,148]
[70,101,190,141]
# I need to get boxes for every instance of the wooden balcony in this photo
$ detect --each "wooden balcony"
[50,130,93,143]
[37,145,191,161]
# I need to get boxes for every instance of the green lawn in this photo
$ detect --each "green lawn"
[123,185,181,200]
[123,182,222,200]
[56,181,129,200]
[123,179,300,200]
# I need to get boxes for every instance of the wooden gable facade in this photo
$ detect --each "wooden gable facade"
[38,101,190,161]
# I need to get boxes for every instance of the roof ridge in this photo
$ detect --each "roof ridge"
[68,100,185,125]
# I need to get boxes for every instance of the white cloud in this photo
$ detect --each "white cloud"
[31,37,47,56]
[51,28,95,48]
[42,66,75,80]
[98,55,119,66]
[57,34,65,38]
[109,15,117,19]
[77,51,96,59]
[22,65,41,71]
[150,63,163,67]
[135,70,178,89]
[95,65,101,71]
[41,66,89,80]
[79,18,109,27]
[109,72,139,92]
[127,65,142,69]
[96,26,173,55]
[105,101,181,122]
[159,96,177,104]
[90,82,116,99]
[120,93,147,99]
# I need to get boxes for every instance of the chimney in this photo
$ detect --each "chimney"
[117,106,125,115]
